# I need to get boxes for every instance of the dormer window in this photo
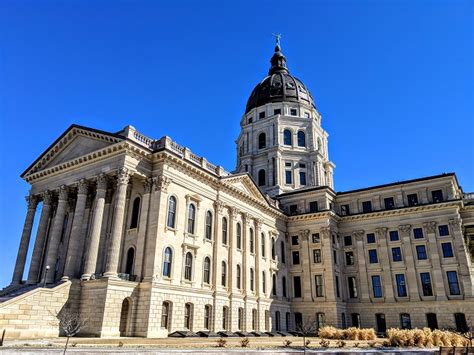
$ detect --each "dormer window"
[407,194,418,206]
[259,112,266,119]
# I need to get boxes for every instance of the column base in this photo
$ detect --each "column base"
[103,272,118,279]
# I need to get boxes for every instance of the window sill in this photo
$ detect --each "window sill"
[203,238,214,245]
[165,226,178,234]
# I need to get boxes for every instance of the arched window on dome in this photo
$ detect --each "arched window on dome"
[258,169,266,186]
[297,131,306,147]
[283,129,292,146]
[258,132,266,149]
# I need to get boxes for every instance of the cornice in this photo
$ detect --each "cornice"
[288,210,339,222]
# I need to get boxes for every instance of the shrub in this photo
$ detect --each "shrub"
[386,328,468,348]
[354,341,360,347]
[118,341,124,348]
[283,339,292,347]
[319,326,343,339]
[336,340,346,348]
[216,337,227,348]
[240,337,250,347]
[319,326,376,340]
[368,341,377,348]
[319,339,330,348]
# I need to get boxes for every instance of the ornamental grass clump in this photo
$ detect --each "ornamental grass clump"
[318,326,343,339]
[318,326,376,340]
[386,328,468,347]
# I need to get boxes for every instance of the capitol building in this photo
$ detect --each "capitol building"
[1,42,473,339]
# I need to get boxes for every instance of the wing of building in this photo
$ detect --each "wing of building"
[1,43,473,340]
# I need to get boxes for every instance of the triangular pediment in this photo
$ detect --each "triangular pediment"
[22,125,123,178]
[221,173,270,205]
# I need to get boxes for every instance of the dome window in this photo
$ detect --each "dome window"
[290,108,297,116]
[283,129,292,145]
[274,108,281,115]
[297,131,306,147]
[259,112,266,119]
[258,169,266,186]
[258,133,266,149]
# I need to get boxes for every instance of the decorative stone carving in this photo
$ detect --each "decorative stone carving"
[398,224,412,237]
[375,227,388,238]
[155,176,171,192]
[25,194,38,210]
[116,167,131,186]
[423,221,437,234]
[254,218,263,230]
[449,218,462,232]
[321,227,332,239]
[58,185,69,201]
[230,207,240,220]
[214,200,225,214]
[77,179,89,195]
[299,229,310,241]
[352,230,365,241]
[96,173,108,191]
[143,177,154,194]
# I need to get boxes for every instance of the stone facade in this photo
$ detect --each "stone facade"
[1,43,473,340]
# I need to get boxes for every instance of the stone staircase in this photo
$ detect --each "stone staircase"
[0,282,62,303]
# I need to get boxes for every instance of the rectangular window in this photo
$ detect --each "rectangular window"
[441,242,454,258]
[312,233,320,243]
[304,112,310,118]
[407,193,419,206]
[396,274,407,297]
[299,171,307,185]
[292,251,300,265]
[335,275,340,298]
[313,249,322,263]
[341,204,350,216]
[372,275,383,298]
[362,201,372,213]
[291,235,299,245]
[345,251,354,266]
[348,277,358,298]
[290,108,297,116]
[333,250,337,264]
[438,225,449,236]
[315,275,324,297]
[384,197,395,210]
[289,204,298,215]
[274,108,281,115]
[432,189,444,203]
[368,249,378,263]
[259,111,266,119]
[299,163,306,168]
[447,271,460,295]
[309,201,318,213]
[416,245,428,260]
[285,162,292,167]
[285,170,292,184]
[293,276,302,297]
[420,272,433,296]
[367,233,376,244]
[389,230,400,241]
[344,236,352,246]
[413,228,424,239]
[392,247,402,262]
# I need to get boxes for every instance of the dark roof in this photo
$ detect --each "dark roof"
[277,185,335,199]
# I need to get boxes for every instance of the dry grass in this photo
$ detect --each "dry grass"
[386,328,469,347]
[318,326,376,340]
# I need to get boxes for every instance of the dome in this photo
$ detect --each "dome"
[245,44,315,114]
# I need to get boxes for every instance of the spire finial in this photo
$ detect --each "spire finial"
[272,33,282,48]
[269,33,288,75]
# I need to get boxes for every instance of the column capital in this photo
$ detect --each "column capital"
[41,191,53,206]
[57,185,69,201]
[229,207,240,220]
[25,194,39,210]
[299,229,310,241]
[77,179,89,195]
[449,218,462,232]
[423,221,437,233]
[96,173,108,191]
[375,227,388,238]
[155,176,171,192]
[213,200,225,214]
[398,224,412,237]
[351,229,365,241]
[253,218,263,230]
[116,167,131,186]
[143,177,154,193]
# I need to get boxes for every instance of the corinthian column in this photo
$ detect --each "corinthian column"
[12,194,39,284]
[44,185,69,283]
[27,191,52,284]
[82,174,108,280]
[104,168,131,278]
[63,179,89,279]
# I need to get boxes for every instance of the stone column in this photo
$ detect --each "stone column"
[211,200,224,332]
[254,218,263,331]
[399,224,420,300]
[375,227,395,301]
[134,178,153,281]
[423,221,447,300]
[299,229,312,301]
[63,179,89,279]
[43,185,69,283]
[322,227,337,301]
[12,194,39,284]
[82,174,108,280]
[27,192,53,284]
[449,218,473,297]
[353,230,370,302]
[104,168,131,278]
[242,213,249,331]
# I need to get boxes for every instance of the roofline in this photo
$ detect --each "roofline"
[336,173,458,196]
[21,124,124,178]
[277,185,336,198]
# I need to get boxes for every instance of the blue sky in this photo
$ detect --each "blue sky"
[0,0,472,287]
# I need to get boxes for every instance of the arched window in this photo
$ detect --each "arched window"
[271,237,276,260]
[285,312,290,331]
[221,261,227,286]
[283,129,292,145]
[184,303,193,329]
[258,132,266,149]
[297,131,306,147]
[187,204,196,234]
[222,306,229,330]
[250,268,255,291]
[184,252,193,281]
[236,265,241,289]
[280,241,286,263]
[265,310,270,331]
[261,233,266,257]
[258,169,266,186]
[205,211,213,240]
[272,273,277,296]
[252,309,258,330]
[262,271,266,293]
[167,196,177,228]
[119,298,131,337]
[203,257,211,284]
[125,247,135,275]
[222,217,228,245]
[249,228,254,253]
[238,307,244,330]
[282,276,287,297]
[130,197,140,229]
[236,223,242,249]
[204,305,212,329]
[275,311,281,331]
[163,247,173,277]
[161,301,171,329]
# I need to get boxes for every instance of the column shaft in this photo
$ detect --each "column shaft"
[27,191,52,284]
[12,195,38,284]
